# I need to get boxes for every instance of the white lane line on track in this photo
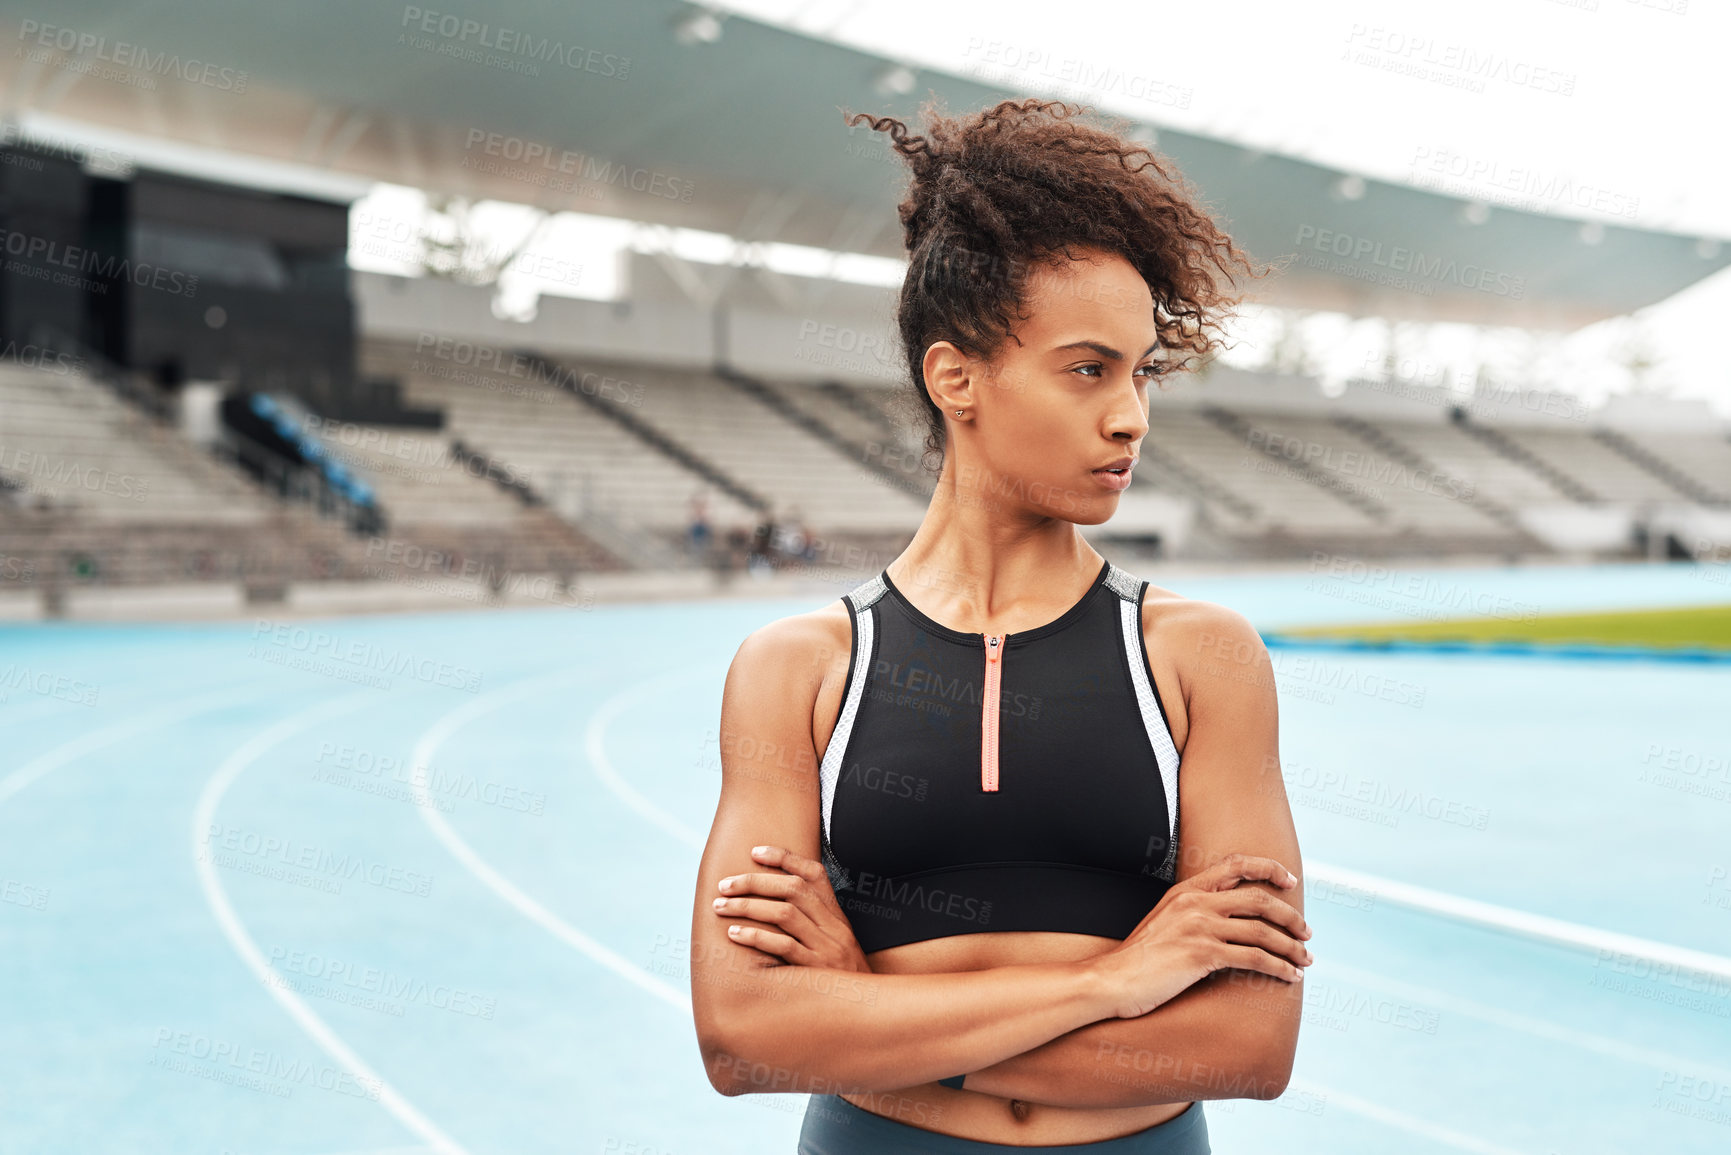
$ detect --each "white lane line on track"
[1318,959,1731,1088]
[409,672,692,1014]
[1284,1078,1540,1155]
[1308,858,1731,983]
[193,692,471,1155]
[584,668,708,850]
[0,683,275,810]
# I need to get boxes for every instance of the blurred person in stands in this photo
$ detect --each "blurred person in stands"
[749,513,777,575]
[687,488,713,562]
[719,523,751,580]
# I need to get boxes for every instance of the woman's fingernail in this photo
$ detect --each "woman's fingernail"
[753,846,770,855]
[713,898,727,910]
[719,878,733,891]
[728,925,741,936]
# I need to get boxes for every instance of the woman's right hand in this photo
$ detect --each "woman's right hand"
[1092,853,1314,1019]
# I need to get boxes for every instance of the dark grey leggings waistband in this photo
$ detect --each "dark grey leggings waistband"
[797,1094,1210,1154]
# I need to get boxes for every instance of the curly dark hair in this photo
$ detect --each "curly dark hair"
[841,96,1264,475]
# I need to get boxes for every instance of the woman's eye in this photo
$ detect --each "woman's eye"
[1075,363,1164,380]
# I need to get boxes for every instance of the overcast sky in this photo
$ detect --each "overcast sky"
[697,0,1731,416]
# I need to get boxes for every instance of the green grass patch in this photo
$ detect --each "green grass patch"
[1280,604,1731,651]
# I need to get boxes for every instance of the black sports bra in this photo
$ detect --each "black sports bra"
[818,558,1183,954]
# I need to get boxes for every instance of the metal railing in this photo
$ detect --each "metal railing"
[210,428,386,536]
[25,335,389,538]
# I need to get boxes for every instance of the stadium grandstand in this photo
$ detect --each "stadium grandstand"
[1,0,1728,621]
[9,6,1731,1155]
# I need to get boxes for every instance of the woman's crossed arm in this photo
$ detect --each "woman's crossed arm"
[691,611,1121,1096]
[691,603,1309,1106]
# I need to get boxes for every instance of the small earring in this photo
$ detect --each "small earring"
[954,409,964,417]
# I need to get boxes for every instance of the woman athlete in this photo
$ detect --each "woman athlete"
[691,98,1311,1153]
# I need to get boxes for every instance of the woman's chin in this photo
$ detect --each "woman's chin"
[1051,499,1121,526]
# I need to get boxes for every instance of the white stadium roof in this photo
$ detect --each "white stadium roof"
[1,0,1725,330]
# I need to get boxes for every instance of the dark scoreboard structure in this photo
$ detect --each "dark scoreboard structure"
[0,142,88,366]
[0,138,419,423]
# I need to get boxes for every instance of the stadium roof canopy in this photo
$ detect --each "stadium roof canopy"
[3,0,1726,331]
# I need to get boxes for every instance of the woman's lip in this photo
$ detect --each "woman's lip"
[1092,467,1132,491]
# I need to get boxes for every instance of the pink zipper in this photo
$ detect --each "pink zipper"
[981,634,1005,791]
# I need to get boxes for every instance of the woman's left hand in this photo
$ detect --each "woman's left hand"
[714,845,872,973]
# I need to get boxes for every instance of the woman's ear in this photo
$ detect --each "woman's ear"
[922,340,976,416]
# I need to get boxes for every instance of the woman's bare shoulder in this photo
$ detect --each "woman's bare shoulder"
[1135,579,1269,721]
[1112,575,1276,767]
[1139,582,1262,648]
[729,596,855,692]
